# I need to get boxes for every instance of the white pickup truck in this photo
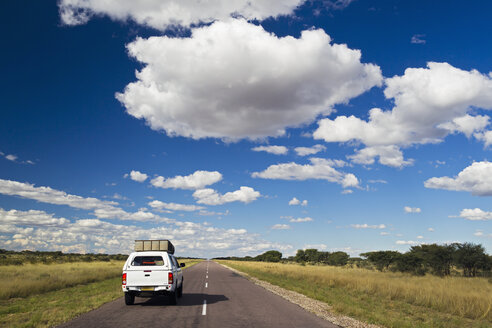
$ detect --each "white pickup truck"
[122,251,185,305]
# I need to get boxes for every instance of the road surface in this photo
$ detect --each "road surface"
[58,260,338,328]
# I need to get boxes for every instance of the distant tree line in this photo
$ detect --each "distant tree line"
[215,242,492,277]
[361,243,492,277]
[0,249,127,265]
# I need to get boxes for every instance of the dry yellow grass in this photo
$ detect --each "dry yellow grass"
[0,261,125,300]
[222,261,492,322]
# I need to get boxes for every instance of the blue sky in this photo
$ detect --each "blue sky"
[0,0,491,257]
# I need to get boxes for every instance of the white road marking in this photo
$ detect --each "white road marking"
[202,300,207,315]
[205,282,208,288]
[206,275,208,278]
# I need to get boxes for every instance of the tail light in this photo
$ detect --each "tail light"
[168,272,173,284]
[122,273,127,286]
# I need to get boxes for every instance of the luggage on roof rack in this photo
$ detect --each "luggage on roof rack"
[134,240,175,254]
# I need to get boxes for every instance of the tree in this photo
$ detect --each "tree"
[304,249,320,263]
[394,252,426,275]
[409,244,454,276]
[453,243,488,277]
[255,250,282,262]
[361,251,401,271]
[295,249,307,263]
[327,252,349,266]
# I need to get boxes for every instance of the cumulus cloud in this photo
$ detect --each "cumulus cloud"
[351,224,386,229]
[127,170,148,182]
[0,179,118,211]
[271,224,291,230]
[148,200,205,212]
[116,19,382,140]
[294,144,326,156]
[193,186,260,205]
[289,217,313,222]
[458,208,492,221]
[59,0,304,30]
[314,62,492,167]
[252,158,359,188]
[0,208,291,257]
[288,197,307,206]
[396,240,421,245]
[404,206,421,213]
[0,208,70,227]
[424,161,492,196]
[150,170,222,190]
[252,145,288,155]
[0,179,173,223]
[348,145,414,168]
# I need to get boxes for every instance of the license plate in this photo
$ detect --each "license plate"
[141,287,154,291]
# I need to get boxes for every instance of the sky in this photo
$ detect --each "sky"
[1,0,491,258]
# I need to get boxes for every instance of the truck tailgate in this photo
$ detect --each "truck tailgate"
[126,269,168,286]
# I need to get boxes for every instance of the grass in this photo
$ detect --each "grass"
[219,261,492,328]
[0,261,126,300]
[0,258,201,328]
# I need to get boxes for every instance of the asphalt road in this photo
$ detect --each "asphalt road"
[58,261,338,328]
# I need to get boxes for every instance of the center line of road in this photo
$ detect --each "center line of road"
[205,282,208,288]
[206,275,208,278]
[202,300,207,315]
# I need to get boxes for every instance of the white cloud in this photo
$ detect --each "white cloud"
[380,231,390,236]
[0,179,117,211]
[368,179,387,184]
[424,161,492,196]
[348,145,414,168]
[0,208,291,257]
[314,62,492,167]
[151,170,222,190]
[289,217,313,223]
[252,145,288,155]
[5,154,17,162]
[148,200,204,212]
[0,208,69,227]
[475,130,492,147]
[271,224,291,230]
[404,206,421,213]
[193,186,260,205]
[474,230,484,236]
[303,243,327,250]
[396,240,420,245]
[128,170,148,182]
[411,34,426,44]
[59,0,304,30]
[417,235,424,239]
[116,19,382,140]
[0,179,173,223]
[351,224,386,229]
[294,144,326,156]
[458,208,492,221]
[288,197,307,206]
[252,157,358,188]
[428,227,435,232]
[341,189,353,194]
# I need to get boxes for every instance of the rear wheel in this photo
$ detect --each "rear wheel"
[168,290,178,305]
[178,280,183,298]
[124,292,135,305]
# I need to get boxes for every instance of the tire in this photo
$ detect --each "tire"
[168,290,178,305]
[124,292,135,305]
[178,280,183,298]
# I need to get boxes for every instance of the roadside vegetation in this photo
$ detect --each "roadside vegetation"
[0,249,201,328]
[218,244,492,328]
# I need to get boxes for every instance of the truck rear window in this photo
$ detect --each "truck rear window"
[131,256,164,266]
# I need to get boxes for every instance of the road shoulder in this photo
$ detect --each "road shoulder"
[218,262,381,328]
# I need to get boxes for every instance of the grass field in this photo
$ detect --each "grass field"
[220,260,492,328]
[0,258,201,328]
